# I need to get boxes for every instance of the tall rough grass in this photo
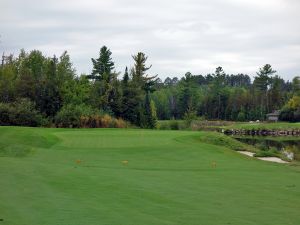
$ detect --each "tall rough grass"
[79,115,128,128]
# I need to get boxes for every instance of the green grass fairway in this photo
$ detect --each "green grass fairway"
[1,127,300,225]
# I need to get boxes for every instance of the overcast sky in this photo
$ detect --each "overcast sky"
[1,0,300,80]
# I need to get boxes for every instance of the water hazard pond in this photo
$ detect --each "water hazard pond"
[232,136,300,161]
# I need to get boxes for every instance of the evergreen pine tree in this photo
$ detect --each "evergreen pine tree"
[90,46,115,81]
[37,56,61,117]
[254,64,276,117]
[121,67,142,124]
[132,52,152,85]
[131,52,157,127]
[88,46,120,115]
[141,90,157,128]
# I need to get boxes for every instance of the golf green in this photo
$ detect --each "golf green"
[0,127,299,225]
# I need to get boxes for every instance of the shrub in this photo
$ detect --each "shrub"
[114,118,127,128]
[280,106,295,122]
[158,122,170,130]
[284,145,299,161]
[79,116,89,128]
[0,98,46,126]
[254,143,269,151]
[89,115,101,128]
[55,104,94,128]
[237,111,246,121]
[169,120,180,130]
[78,114,128,128]
[280,96,300,122]
[101,114,113,128]
[183,109,197,126]
[254,151,279,157]
[0,103,11,125]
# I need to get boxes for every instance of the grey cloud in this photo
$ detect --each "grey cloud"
[0,0,300,80]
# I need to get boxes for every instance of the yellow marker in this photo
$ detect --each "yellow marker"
[122,160,129,166]
[211,161,217,168]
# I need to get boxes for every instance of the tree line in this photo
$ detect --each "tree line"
[153,65,300,122]
[0,47,157,128]
[0,46,299,128]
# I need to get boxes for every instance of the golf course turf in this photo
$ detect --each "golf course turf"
[0,127,300,225]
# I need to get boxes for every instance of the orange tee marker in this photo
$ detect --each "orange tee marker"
[211,161,217,168]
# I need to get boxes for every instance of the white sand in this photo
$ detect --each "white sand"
[257,157,289,163]
[237,151,289,164]
[237,151,255,157]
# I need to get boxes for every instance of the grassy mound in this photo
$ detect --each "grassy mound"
[0,127,58,157]
[196,131,258,152]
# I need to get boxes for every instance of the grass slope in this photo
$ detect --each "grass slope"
[0,127,300,225]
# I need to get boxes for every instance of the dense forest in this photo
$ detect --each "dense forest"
[0,46,300,128]
[153,66,300,122]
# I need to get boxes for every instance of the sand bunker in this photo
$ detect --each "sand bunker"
[238,151,255,157]
[237,151,289,164]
